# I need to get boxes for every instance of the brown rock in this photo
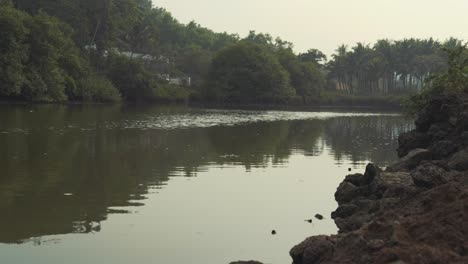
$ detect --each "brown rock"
[448,149,468,171]
[411,161,451,188]
[290,236,335,264]
[387,149,431,172]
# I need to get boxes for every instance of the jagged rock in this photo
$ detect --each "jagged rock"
[397,131,430,157]
[331,204,358,218]
[335,182,359,203]
[344,173,365,186]
[457,111,468,131]
[290,236,335,264]
[448,149,468,171]
[461,131,468,146]
[372,172,413,197]
[363,163,380,184]
[376,172,413,187]
[366,172,413,204]
[430,140,458,159]
[415,95,456,132]
[382,184,419,199]
[411,161,451,188]
[335,214,374,233]
[378,198,401,210]
[428,123,453,141]
[354,199,379,211]
[387,149,431,172]
[366,239,385,250]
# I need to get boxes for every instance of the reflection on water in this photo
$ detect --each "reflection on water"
[0,104,412,264]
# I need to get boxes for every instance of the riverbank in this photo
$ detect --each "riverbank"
[0,93,405,111]
[289,93,468,263]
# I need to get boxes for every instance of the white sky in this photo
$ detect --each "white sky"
[153,0,468,56]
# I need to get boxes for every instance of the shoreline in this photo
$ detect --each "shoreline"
[234,94,468,264]
[0,100,403,112]
[289,94,468,264]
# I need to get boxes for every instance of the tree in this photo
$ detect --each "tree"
[0,5,28,97]
[407,44,468,112]
[275,47,326,100]
[207,41,295,102]
[295,62,325,100]
[22,11,85,101]
[327,39,450,96]
[299,49,327,65]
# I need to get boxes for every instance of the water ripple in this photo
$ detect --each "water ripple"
[108,109,400,130]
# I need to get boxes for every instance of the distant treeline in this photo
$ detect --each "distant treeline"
[0,0,464,104]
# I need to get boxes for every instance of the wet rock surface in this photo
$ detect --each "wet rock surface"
[290,94,468,264]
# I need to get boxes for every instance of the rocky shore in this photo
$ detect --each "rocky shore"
[233,94,468,264]
[290,94,468,264]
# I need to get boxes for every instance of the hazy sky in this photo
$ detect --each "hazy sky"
[154,0,468,56]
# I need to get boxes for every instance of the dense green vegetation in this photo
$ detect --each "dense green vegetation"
[406,44,468,112]
[0,0,237,102]
[0,0,465,105]
[328,39,461,96]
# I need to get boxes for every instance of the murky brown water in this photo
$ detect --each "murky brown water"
[0,104,412,264]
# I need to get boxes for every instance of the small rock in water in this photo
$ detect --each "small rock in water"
[348,168,352,172]
[271,230,277,235]
[315,214,324,220]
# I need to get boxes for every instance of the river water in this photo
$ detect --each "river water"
[0,104,413,264]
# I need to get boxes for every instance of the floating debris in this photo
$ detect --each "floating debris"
[64,193,74,196]
[305,219,313,223]
[271,230,277,235]
[315,214,324,220]
[348,168,352,172]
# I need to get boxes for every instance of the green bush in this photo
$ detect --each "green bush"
[405,45,468,114]
[106,55,154,102]
[152,83,190,101]
[79,75,121,102]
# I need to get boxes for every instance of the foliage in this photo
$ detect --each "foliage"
[206,41,295,103]
[1,1,460,106]
[151,83,190,101]
[327,39,449,96]
[406,44,468,113]
[79,75,121,102]
[0,5,28,97]
[106,55,155,102]
[275,47,325,100]
[0,5,88,102]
